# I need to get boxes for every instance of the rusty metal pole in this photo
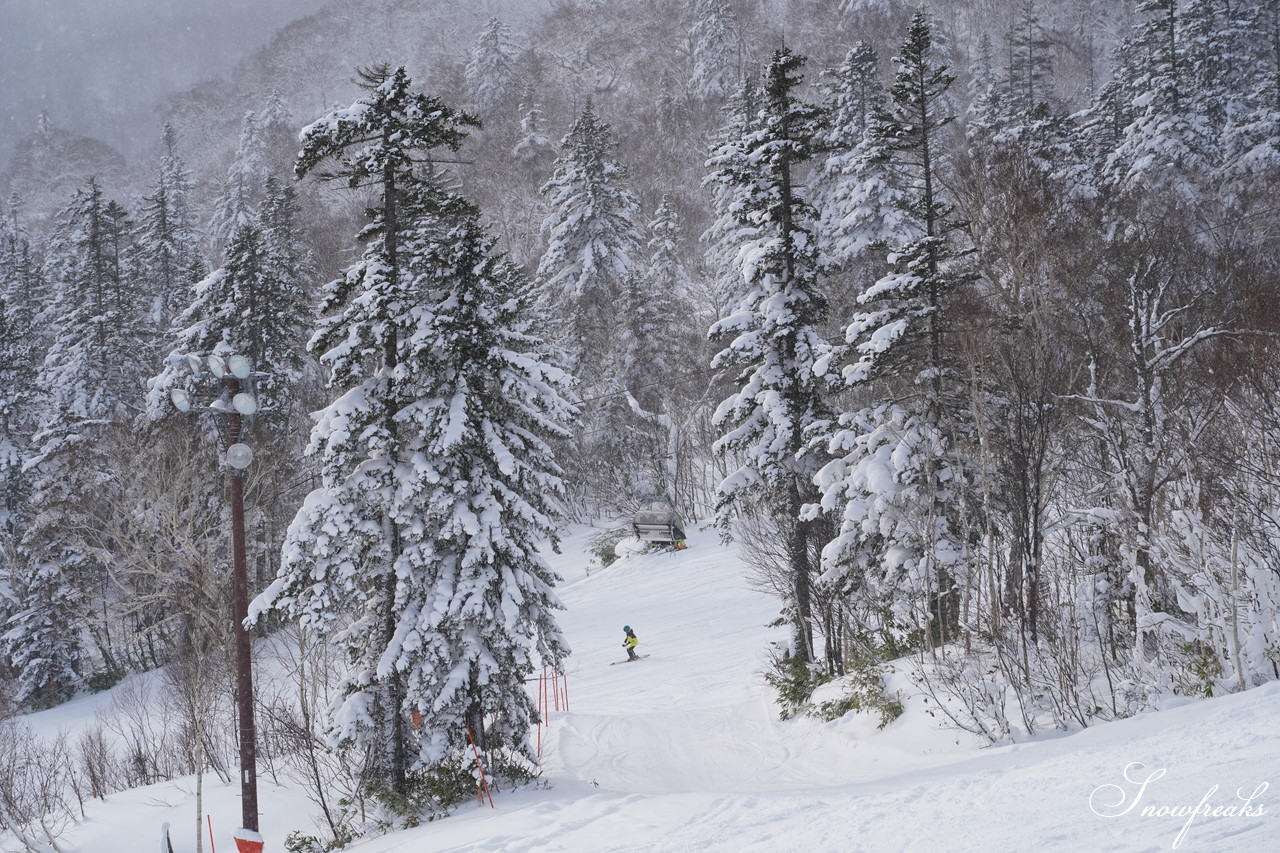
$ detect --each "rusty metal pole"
[225,377,259,834]
[170,356,261,842]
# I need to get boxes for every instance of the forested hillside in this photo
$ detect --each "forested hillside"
[2,0,1279,847]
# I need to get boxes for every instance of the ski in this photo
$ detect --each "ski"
[610,654,650,666]
[652,544,690,554]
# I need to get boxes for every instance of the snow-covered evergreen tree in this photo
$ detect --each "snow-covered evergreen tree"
[535,101,642,383]
[0,203,43,610]
[256,177,312,404]
[1004,0,1056,117]
[810,41,913,271]
[135,124,205,330]
[21,179,148,679]
[1223,0,1280,183]
[635,195,692,398]
[151,222,305,408]
[702,76,764,314]
[36,181,149,426]
[1,562,84,707]
[606,196,693,502]
[814,11,975,651]
[466,17,521,118]
[511,98,555,171]
[152,177,311,418]
[253,66,571,791]
[707,48,833,664]
[1102,0,1245,202]
[1,196,47,346]
[258,88,299,177]
[209,111,269,251]
[0,292,39,561]
[690,0,739,101]
[265,190,575,765]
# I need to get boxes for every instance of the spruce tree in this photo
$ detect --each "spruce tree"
[253,66,570,791]
[810,41,913,271]
[272,64,475,791]
[702,76,764,313]
[0,289,39,567]
[152,181,310,418]
[814,11,975,651]
[1223,0,1280,197]
[635,194,691,403]
[707,48,832,664]
[0,202,43,617]
[608,196,692,503]
[690,0,740,101]
[466,17,521,118]
[0,196,46,346]
[1005,0,1056,117]
[1103,0,1232,199]
[1,563,84,707]
[511,98,555,172]
[209,111,268,251]
[535,101,642,380]
[135,125,205,330]
[258,89,299,177]
[22,179,147,678]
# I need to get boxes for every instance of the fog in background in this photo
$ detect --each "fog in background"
[0,0,335,166]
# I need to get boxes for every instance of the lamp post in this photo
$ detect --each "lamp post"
[169,353,261,842]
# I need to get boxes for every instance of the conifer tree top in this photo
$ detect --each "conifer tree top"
[296,65,479,188]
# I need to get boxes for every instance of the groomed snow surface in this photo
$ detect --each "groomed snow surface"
[17,526,1278,852]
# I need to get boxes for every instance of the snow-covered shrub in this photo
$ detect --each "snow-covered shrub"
[763,644,829,720]
[910,646,1016,742]
[809,644,904,729]
[588,526,633,568]
[283,830,330,853]
[83,667,125,694]
[357,761,476,831]
[74,726,118,802]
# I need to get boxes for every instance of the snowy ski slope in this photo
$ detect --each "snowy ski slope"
[17,525,1279,852]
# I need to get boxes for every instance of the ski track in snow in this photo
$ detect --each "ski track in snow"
[16,525,1280,852]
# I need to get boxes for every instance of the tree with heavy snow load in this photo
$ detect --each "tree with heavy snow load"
[252,65,573,795]
[813,11,976,653]
[17,180,150,689]
[706,48,833,665]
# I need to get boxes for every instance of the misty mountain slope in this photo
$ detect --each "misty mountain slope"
[2,0,1134,258]
[0,0,335,163]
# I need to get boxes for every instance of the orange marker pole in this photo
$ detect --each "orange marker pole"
[466,727,495,808]
[536,668,544,755]
[542,667,550,727]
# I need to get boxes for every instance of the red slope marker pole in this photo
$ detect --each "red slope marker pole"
[466,727,495,809]
[536,668,545,756]
[208,815,216,853]
[542,666,550,726]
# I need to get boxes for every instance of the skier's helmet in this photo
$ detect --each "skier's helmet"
[623,626,630,631]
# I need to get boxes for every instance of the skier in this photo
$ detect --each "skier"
[622,625,639,661]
